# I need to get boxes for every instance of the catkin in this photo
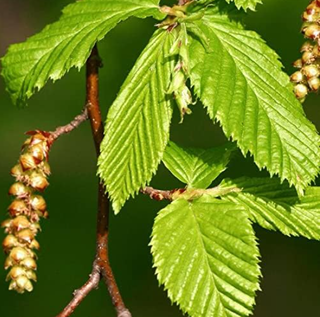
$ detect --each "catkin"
[291,0,320,101]
[2,131,51,293]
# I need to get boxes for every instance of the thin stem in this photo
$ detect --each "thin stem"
[140,187,176,201]
[56,263,100,317]
[50,108,88,141]
[56,45,131,317]
[178,0,191,5]
[141,186,241,201]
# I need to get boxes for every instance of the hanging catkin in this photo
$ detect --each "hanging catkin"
[291,0,320,101]
[2,131,51,293]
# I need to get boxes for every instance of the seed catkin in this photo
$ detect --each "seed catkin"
[2,131,51,293]
[291,0,320,101]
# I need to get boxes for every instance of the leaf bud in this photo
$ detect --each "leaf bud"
[20,257,37,271]
[30,195,46,212]
[20,153,38,171]
[8,182,30,198]
[167,70,186,94]
[308,76,320,91]
[11,216,31,232]
[29,172,49,191]
[294,83,309,99]
[2,235,18,251]
[290,71,304,83]
[175,85,193,123]
[8,200,28,217]
[302,51,315,64]
[16,229,35,244]
[293,59,303,68]
[9,247,29,263]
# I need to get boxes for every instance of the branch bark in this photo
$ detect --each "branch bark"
[56,45,131,317]
[141,186,241,201]
[49,108,88,141]
[140,187,179,201]
[178,0,191,5]
[55,263,100,317]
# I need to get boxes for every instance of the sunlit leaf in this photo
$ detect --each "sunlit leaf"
[152,195,261,317]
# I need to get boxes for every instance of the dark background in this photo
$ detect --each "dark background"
[0,0,320,316]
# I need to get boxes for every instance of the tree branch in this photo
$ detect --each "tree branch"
[178,0,192,6]
[56,45,131,317]
[140,187,178,201]
[56,262,100,317]
[49,108,88,141]
[141,186,241,201]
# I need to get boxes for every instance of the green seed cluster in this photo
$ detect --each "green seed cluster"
[2,131,51,293]
[291,0,320,101]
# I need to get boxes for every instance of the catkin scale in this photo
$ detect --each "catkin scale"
[291,0,320,99]
[2,131,51,293]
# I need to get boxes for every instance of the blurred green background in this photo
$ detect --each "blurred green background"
[0,0,320,316]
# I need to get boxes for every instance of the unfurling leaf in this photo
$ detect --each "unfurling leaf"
[1,0,166,106]
[163,141,235,188]
[98,29,175,213]
[168,23,194,123]
[151,196,261,317]
[188,5,320,194]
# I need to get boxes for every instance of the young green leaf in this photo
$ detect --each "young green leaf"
[151,196,261,317]
[163,141,235,188]
[1,0,166,106]
[196,0,262,11]
[225,0,262,11]
[187,6,320,195]
[98,29,175,213]
[221,177,320,240]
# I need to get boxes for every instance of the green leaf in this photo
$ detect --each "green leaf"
[225,0,262,11]
[221,177,320,240]
[188,6,320,194]
[195,0,261,11]
[98,29,175,213]
[1,0,166,106]
[163,141,235,188]
[151,196,261,317]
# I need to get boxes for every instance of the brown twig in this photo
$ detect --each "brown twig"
[178,0,191,5]
[140,187,179,201]
[141,186,242,201]
[55,263,100,317]
[56,45,131,317]
[49,108,88,141]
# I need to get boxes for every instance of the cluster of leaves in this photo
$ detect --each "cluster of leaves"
[2,0,320,316]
